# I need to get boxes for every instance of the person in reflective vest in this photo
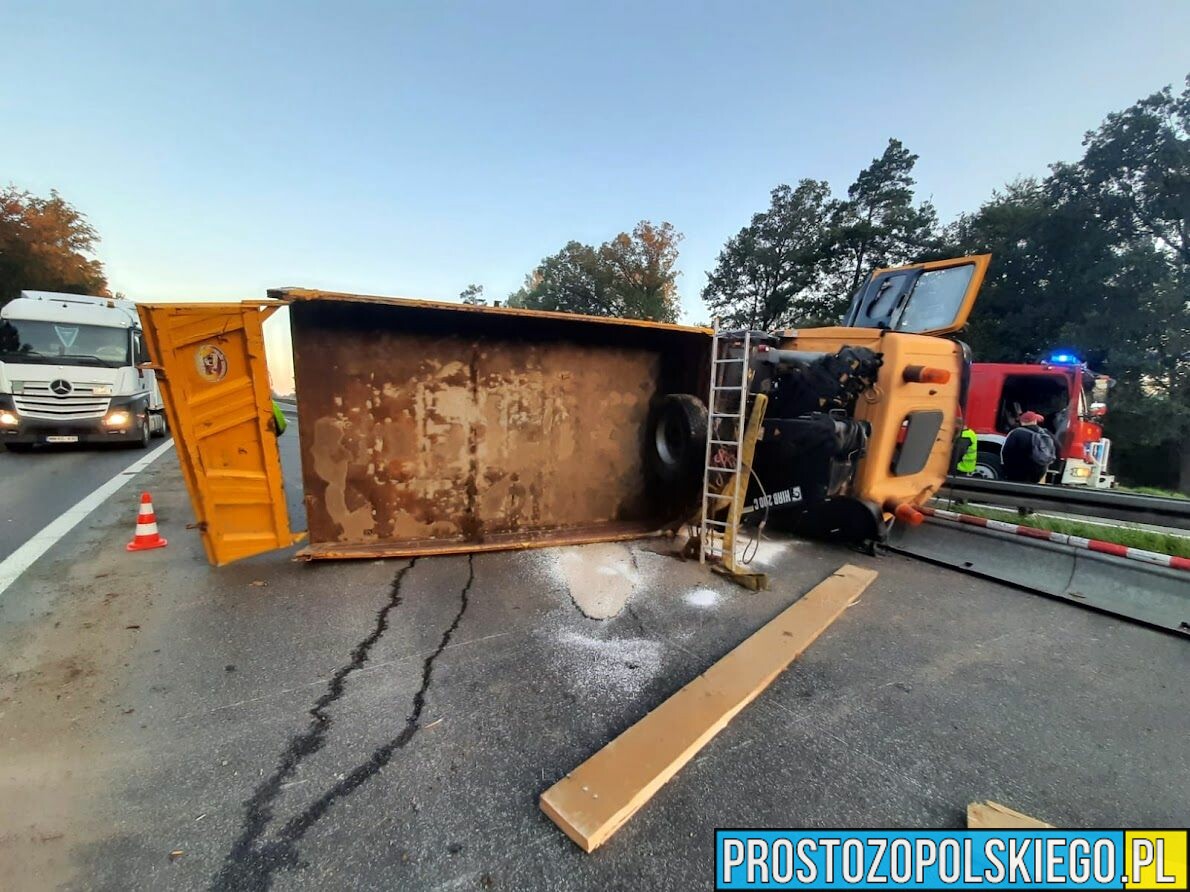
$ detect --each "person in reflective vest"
[956,427,978,474]
[271,400,288,437]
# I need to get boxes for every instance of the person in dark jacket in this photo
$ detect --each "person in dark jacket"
[1001,411,1056,482]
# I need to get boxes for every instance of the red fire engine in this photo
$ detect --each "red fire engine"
[964,354,1114,487]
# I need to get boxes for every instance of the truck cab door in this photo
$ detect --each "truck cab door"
[844,254,990,335]
[137,301,299,566]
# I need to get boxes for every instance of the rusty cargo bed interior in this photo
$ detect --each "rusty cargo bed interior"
[275,290,711,560]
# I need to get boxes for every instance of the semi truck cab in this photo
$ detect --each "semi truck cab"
[0,291,168,451]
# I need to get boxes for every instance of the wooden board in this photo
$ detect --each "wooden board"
[967,800,1053,829]
[539,563,878,852]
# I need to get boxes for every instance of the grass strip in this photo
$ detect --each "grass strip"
[1115,485,1188,500]
[940,503,1190,560]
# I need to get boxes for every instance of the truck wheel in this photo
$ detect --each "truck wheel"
[646,394,707,488]
[151,411,167,438]
[971,449,1003,480]
[132,415,150,449]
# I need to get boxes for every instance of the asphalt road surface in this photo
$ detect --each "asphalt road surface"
[0,409,1186,891]
[0,439,173,563]
[0,407,304,570]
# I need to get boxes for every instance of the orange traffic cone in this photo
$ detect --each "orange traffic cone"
[127,491,168,551]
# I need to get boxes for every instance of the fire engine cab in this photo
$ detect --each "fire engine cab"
[964,353,1114,487]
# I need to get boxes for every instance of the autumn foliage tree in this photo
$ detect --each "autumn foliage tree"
[0,187,108,306]
[508,221,682,322]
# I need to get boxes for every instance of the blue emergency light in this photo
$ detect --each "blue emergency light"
[1045,351,1081,365]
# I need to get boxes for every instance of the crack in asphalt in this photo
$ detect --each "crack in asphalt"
[625,604,649,637]
[212,555,475,891]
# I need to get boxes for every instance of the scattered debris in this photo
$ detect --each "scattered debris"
[539,543,641,620]
[249,580,267,587]
[550,630,662,700]
[740,537,793,568]
[168,850,185,862]
[682,587,721,609]
[541,564,877,852]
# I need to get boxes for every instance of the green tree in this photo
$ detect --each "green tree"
[953,77,1189,490]
[948,176,1115,364]
[0,186,108,306]
[834,138,940,293]
[700,139,941,329]
[701,180,836,329]
[458,283,485,305]
[508,221,682,322]
[1071,77,1189,490]
[507,241,613,315]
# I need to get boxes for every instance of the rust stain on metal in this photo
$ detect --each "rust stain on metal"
[286,294,707,559]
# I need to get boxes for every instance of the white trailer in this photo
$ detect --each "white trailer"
[0,291,167,451]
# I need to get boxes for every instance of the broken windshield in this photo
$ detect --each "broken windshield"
[895,264,976,333]
[0,318,131,367]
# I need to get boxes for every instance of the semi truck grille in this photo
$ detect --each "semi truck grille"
[14,381,112,420]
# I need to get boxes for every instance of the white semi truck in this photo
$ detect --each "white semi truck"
[0,291,167,451]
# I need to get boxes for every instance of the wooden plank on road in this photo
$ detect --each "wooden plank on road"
[967,800,1053,829]
[540,563,877,852]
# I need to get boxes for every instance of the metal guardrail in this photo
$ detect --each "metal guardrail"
[889,520,1190,635]
[940,477,1190,531]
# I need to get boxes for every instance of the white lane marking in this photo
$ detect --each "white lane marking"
[0,440,176,599]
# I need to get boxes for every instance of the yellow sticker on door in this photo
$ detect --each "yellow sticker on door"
[195,344,229,383]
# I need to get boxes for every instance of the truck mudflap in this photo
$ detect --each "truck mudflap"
[278,290,710,560]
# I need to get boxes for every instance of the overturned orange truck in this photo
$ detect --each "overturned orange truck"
[137,255,989,566]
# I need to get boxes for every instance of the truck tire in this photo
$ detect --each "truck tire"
[972,449,1003,480]
[131,415,150,449]
[151,410,167,438]
[646,394,707,489]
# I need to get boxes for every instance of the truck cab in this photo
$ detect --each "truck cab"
[0,291,167,451]
[965,357,1113,487]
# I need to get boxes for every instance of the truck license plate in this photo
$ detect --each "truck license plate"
[45,436,79,444]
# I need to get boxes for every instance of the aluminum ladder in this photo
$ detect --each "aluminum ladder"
[699,329,770,589]
[699,329,751,565]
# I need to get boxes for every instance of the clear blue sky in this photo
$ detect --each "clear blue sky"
[3,1,1189,335]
